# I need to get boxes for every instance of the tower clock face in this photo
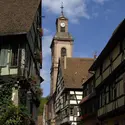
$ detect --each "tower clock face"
[60,22,65,27]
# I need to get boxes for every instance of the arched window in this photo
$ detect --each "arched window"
[60,26,65,32]
[61,47,67,57]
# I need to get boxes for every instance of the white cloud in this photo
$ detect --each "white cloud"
[92,0,109,4]
[43,0,90,23]
[42,35,53,58]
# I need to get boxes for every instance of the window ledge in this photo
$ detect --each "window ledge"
[0,66,6,68]
[9,66,18,68]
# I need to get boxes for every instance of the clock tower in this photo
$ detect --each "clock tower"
[50,6,74,95]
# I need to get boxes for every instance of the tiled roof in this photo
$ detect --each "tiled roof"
[60,57,94,89]
[0,0,41,35]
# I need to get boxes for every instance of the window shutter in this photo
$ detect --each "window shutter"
[0,49,8,66]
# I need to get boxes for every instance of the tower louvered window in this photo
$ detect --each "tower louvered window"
[61,47,67,57]
[60,26,65,32]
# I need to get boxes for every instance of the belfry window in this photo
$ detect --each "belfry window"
[61,47,67,57]
[60,26,65,32]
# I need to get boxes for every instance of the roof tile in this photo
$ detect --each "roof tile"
[60,57,94,89]
[0,0,40,35]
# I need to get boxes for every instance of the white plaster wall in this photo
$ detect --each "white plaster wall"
[70,100,77,104]
[71,122,77,125]
[76,95,82,100]
[70,91,82,95]
[70,116,73,121]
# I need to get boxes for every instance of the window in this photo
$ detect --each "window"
[105,86,109,104]
[60,26,65,32]
[61,47,67,57]
[102,92,105,106]
[113,83,117,99]
[11,46,18,66]
[99,90,106,107]
[99,94,102,108]
[109,84,113,101]
[109,82,117,101]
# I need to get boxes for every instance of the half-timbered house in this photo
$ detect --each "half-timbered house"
[79,75,100,125]
[89,18,125,125]
[0,0,43,124]
[55,57,94,125]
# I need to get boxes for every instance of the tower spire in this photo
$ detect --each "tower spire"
[60,2,64,16]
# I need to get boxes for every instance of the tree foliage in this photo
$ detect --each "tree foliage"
[0,104,34,125]
[38,97,48,115]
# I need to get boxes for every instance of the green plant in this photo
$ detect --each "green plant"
[0,82,35,125]
[38,97,48,115]
[0,104,35,125]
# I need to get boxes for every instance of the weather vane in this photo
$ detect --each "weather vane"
[60,2,64,16]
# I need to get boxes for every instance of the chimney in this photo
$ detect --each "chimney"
[64,56,67,69]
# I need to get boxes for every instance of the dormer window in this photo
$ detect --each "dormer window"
[61,47,67,57]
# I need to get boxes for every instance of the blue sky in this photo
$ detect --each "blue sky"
[40,0,125,97]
